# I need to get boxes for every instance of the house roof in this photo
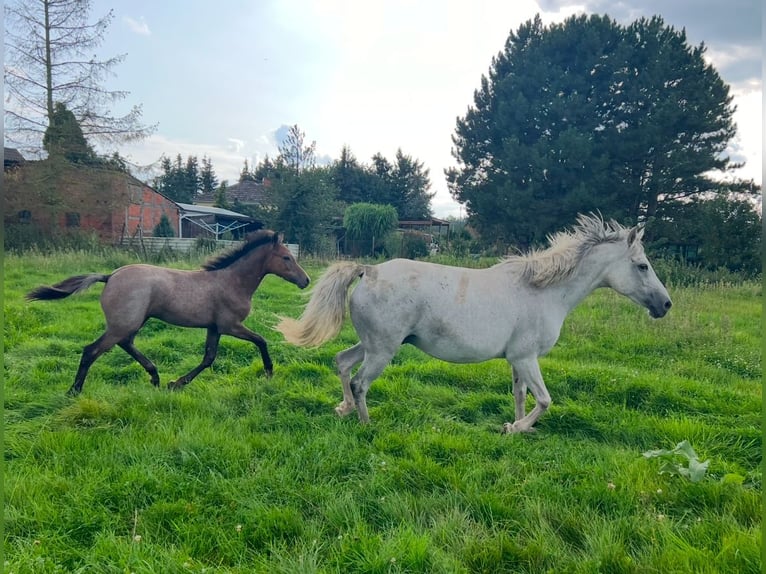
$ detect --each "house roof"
[398,217,451,227]
[176,202,255,221]
[195,179,267,205]
[4,147,25,168]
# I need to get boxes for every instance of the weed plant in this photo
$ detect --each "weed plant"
[3,249,761,573]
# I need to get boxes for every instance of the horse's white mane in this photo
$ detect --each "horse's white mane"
[500,213,635,287]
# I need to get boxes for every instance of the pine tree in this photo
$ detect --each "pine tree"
[448,14,748,247]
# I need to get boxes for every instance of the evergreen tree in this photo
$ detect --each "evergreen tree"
[447,14,750,247]
[391,149,434,220]
[155,154,199,203]
[200,156,218,194]
[184,155,201,200]
[42,102,95,164]
[213,182,230,209]
[253,156,281,182]
[268,166,338,253]
[240,159,256,182]
[331,145,368,205]
[153,214,175,237]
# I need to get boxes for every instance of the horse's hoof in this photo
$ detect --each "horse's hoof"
[66,387,81,397]
[167,381,182,391]
[335,402,355,417]
[502,422,536,434]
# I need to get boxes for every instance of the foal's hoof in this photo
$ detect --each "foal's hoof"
[66,387,81,397]
[167,381,183,391]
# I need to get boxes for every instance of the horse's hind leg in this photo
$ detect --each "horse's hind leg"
[119,336,160,387]
[349,350,396,424]
[168,328,220,390]
[68,332,122,395]
[335,343,365,416]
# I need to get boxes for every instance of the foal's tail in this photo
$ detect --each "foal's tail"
[26,274,111,301]
[276,262,364,347]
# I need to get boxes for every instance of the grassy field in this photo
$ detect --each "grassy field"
[3,250,762,573]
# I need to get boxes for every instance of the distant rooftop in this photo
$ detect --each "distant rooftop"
[4,147,26,170]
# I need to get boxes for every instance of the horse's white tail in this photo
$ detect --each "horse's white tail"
[276,262,364,347]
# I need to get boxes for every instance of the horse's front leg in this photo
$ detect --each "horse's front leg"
[226,324,273,376]
[502,358,551,434]
[168,328,220,390]
[511,364,528,422]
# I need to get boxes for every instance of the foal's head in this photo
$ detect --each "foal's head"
[262,233,311,289]
[202,230,310,289]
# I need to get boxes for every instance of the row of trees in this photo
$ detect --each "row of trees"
[154,125,436,252]
[153,155,219,204]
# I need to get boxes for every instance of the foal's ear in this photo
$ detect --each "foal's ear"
[627,225,645,246]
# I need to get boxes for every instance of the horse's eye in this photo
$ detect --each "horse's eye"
[637,263,649,272]
[283,256,291,262]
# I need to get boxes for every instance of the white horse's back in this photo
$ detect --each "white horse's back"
[351,259,525,362]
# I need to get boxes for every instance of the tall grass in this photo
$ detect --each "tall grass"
[3,249,761,573]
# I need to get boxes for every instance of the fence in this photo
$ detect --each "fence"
[122,237,300,258]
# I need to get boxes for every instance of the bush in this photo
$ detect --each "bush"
[384,231,429,259]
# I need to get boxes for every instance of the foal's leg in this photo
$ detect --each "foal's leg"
[225,324,274,376]
[168,328,220,390]
[335,343,365,416]
[502,358,551,434]
[68,331,123,395]
[119,335,160,387]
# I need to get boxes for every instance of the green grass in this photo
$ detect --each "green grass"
[3,251,762,573]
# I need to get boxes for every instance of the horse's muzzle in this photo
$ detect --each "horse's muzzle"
[648,298,672,319]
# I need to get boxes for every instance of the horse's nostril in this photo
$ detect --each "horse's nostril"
[664,300,672,310]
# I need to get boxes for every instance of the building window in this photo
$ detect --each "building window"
[65,212,81,227]
[18,210,31,224]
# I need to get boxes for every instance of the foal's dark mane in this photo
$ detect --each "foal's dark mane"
[201,230,277,271]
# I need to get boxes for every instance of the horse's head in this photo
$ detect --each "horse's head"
[265,234,310,289]
[603,226,672,319]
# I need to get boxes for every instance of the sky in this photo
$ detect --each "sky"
[86,0,762,218]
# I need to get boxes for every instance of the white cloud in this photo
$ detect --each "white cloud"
[123,16,151,36]
[727,87,762,183]
[227,138,246,153]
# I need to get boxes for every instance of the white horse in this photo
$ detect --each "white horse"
[277,214,672,432]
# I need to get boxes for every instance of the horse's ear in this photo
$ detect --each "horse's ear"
[627,225,645,246]
[272,232,281,245]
